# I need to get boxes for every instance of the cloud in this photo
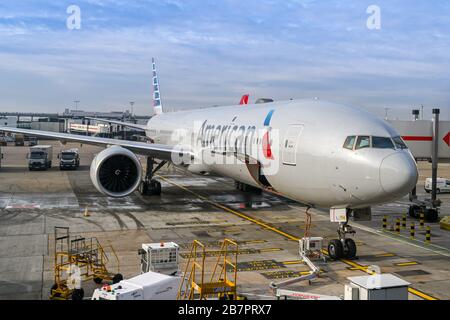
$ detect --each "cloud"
[0,0,449,119]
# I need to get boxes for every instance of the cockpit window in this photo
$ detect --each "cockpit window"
[372,136,395,149]
[392,136,408,149]
[355,136,370,150]
[343,136,356,150]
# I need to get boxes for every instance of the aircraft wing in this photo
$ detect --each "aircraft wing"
[0,127,192,162]
[85,117,148,131]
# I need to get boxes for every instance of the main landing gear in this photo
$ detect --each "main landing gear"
[234,181,263,194]
[139,157,165,196]
[327,211,357,260]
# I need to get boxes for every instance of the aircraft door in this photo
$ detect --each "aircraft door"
[282,124,304,165]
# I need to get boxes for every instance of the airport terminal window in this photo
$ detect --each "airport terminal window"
[372,136,395,149]
[355,136,370,150]
[343,136,356,150]
[392,136,408,149]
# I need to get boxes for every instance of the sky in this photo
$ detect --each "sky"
[0,0,449,119]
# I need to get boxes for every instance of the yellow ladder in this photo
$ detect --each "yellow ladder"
[177,239,238,300]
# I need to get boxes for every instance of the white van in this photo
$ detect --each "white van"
[424,177,450,194]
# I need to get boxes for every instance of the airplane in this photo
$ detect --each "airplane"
[0,58,418,260]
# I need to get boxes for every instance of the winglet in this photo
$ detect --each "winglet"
[239,94,249,105]
[152,58,163,115]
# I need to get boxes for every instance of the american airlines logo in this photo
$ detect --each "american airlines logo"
[262,110,275,160]
[170,110,280,175]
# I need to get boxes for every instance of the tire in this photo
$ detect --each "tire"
[93,277,103,284]
[140,181,148,195]
[71,288,84,300]
[436,189,441,194]
[425,209,439,222]
[425,189,430,194]
[344,238,357,259]
[408,205,420,218]
[327,239,343,260]
[153,181,162,195]
[112,273,123,284]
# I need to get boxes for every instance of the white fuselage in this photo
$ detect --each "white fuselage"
[145,99,418,209]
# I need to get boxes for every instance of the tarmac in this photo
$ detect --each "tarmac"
[0,141,449,300]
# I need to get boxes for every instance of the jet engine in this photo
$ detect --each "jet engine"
[90,146,142,197]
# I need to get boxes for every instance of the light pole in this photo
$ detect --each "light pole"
[129,101,135,118]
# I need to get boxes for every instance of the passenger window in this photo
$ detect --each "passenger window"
[392,136,408,149]
[343,136,356,150]
[372,136,395,149]
[355,136,370,150]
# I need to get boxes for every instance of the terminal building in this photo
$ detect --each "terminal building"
[0,109,151,139]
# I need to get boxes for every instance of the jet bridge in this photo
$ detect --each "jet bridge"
[389,108,450,221]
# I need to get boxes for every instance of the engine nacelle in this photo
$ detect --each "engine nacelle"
[90,146,142,198]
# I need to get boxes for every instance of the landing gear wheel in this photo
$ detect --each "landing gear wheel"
[93,277,103,284]
[71,288,84,300]
[112,273,123,284]
[328,239,343,260]
[140,180,161,196]
[151,180,161,196]
[408,205,420,218]
[343,238,357,259]
[140,181,148,195]
[425,209,438,222]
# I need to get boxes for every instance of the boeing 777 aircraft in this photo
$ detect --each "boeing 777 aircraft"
[0,58,418,260]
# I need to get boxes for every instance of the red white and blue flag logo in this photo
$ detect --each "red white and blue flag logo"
[262,110,275,160]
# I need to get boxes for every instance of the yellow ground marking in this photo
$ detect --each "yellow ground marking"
[282,260,303,265]
[395,262,419,267]
[243,240,267,244]
[375,253,396,257]
[259,248,283,253]
[408,288,438,300]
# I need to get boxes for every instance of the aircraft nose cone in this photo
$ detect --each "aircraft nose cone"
[379,153,418,196]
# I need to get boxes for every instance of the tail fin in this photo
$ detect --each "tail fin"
[239,94,249,105]
[152,58,163,115]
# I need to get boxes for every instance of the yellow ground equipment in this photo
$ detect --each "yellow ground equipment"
[177,239,238,300]
[440,216,450,231]
[50,227,121,300]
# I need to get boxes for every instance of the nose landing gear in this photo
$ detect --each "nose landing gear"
[327,209,357,260]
